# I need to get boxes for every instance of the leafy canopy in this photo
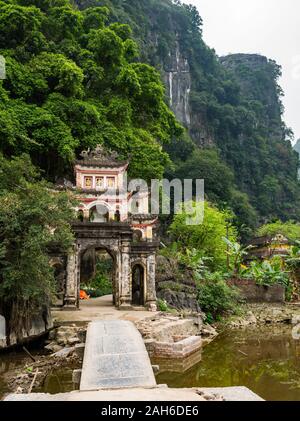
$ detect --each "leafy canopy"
[0,154,75,309]
[0,0,183,181]
[169,201,237,270]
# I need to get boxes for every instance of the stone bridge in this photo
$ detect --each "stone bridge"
[80,320,156,391]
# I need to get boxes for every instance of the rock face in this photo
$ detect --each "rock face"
[228,278,285,303]
[293,139,300,180]
[155,255,200,312]
[228,303,300,328]
[220,54,283,133]
[0,305,53,350]
[163,40,191,127]
[74,0,300,222]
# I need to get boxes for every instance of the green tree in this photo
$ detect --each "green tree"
[0,154,75,343]
[0,0,182,182]
[169,201,237,270]
[257,221,300,242]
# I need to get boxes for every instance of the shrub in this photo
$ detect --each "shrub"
[169,201,237,271]
[197,272,241,322]
[243,257,292,300]
[157,298,170,312]
[82,273,112,298]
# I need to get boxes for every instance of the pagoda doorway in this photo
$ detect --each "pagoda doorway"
[80,247,116,306]
[132,264,145,306]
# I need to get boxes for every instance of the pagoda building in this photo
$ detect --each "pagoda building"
[58,146,159,311]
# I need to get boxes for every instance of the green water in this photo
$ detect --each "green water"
[0,350,76,399]
[2,326,300,401]
[0,351,40,398]
[154,326,300,401]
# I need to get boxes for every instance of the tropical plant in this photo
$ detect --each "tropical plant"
[157,298,170,312]
[285,241,300,269]
[169,201,237,270]
[223,237,253,277]
[197,272,241,322]
[244,258,291,299]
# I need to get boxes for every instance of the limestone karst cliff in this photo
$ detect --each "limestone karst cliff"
[74,0,300,225]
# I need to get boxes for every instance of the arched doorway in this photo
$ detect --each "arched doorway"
[89,204,109,223]
[132,264,145,306]
[133,229,143,243]
[114,210,121,222]
[80,247,116,305]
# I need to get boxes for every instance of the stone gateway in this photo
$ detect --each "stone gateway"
[55,146,159,311]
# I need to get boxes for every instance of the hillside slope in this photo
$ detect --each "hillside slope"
[76,0,300,226]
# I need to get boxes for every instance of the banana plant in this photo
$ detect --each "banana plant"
[222,237,253,277]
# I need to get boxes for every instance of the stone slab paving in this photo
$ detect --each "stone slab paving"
[79,320,156,391]
[52,295,156,325]
[4,387,263,401]
[197,387,264,401]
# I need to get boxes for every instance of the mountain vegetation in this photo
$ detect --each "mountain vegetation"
[1,0,300,327]
[0,154,74,342]
[0,0,182,182]
[74,0,300,235]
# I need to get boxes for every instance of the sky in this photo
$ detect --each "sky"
[183,0,300,142]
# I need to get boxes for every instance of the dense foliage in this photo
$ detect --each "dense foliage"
[77,0,300,233]
[0,0,183,181]
[169,202,237,270]
[82,254,113,297]
[257,221,300,242]
[197,273,241,323]
[0,154,74,341]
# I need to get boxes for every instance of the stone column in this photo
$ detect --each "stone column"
[119,241,131,309]
[83,209,89,221]
[113,251,121,306]
[63,245,79,310]
[146,253,157,311]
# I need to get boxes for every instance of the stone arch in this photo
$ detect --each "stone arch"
[132,229,143,242]
[79,243,118,305]
[64,223,157,310]
[86,200,113,212]
[85,200,113,223]
[77,209,84,222]
[114,210,121,222]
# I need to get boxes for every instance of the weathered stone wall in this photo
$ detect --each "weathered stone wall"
[0,306,53,350]
[156,255,200,312]
[228,278,285,303]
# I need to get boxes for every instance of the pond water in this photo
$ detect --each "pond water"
[0,351,30,398]
[0,348,75,399]
[1,326,300,401]
[154,325,300,401]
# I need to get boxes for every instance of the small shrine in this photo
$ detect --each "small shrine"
[247,234,290,261]
[56,146,159,311]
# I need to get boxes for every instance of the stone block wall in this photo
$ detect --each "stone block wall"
[228,278,285,303]
[153,336,202,359]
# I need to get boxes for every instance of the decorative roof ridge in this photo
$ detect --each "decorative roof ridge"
[76,145,129,167]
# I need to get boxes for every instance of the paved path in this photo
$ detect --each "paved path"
[4,387,263,401]
[52,295,155,325]
[80,320,156,391]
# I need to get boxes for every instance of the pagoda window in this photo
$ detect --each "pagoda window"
[96,176,104,189]
[107,177,116,188]
[84,176,93,189]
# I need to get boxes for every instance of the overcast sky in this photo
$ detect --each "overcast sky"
[183,0,300,142]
